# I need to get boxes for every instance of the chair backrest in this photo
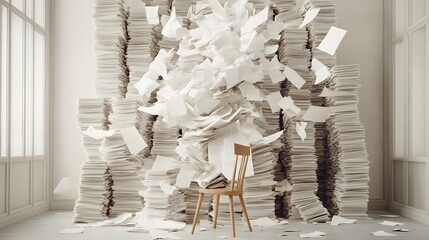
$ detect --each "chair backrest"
[230,143,251,192]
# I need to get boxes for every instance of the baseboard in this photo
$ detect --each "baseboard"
[368,199,387,210]
[49,199,75,210]
[389,201,429,225]
[0,203,49,229]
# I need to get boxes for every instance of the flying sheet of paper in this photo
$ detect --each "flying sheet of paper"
[160,182,177,195]
[165,95,188,118]
[269,69,285,84]
[277,96,301,117]
[371,230,397,237]
[82,126,116,140]
[241,6,269,34]
[60,228,85,234]
[319,87,350,97]
[145,6,159,25]
[208,0,227,18]
[299,8,320,28]
[299,231,327,238]
[380,220,404,226]
[283,66,306,89]
[120,127,148,155]
[266,92,283,113]
[317,26,347,56]
[176,168,196,188]
[260,130,283,144]
[138,104,166,116]
[311,58,331,84]
[330,216,357,226]
[296,122,307,141]
[302,105,332,122]
[224,67,240,89]
[135,77,160,96]
[161,7,182,39]
[250,217,279,226]
[151,155,176,171]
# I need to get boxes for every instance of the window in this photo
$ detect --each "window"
[0,0,48,217]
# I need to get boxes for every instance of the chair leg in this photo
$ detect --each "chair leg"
[228,195,236,237]
[191,192,204,234]
[239,194,252,232]
[213,194,220,229]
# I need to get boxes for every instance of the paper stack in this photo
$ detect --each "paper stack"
[105,98,144,216]
[74,98,113,223]
[151,118,181,157]
[278,24,329,222]
[183,182,211,224]
[243,143,276,219]
[142,158,186,221]
[101,132,144,217]
[93,0,129,98]
[126,0,153,96]
[325,65,369,218]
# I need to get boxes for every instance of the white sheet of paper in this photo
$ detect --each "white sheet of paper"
[135,77,160,96]
[330,216,357,226]
[165,95,188,118]
[371,230,397,237]
[311,58,331,84]
[299,8,320,28]
[160,182,177,195]
[60,228,85,234]
[138,104,167,116]
[145,6,159,25]
[260,131,283,144]
[250,217,279,226]
[151,155,176,171]
[319,87,349,97]
[222,131,254,180]
[266,92,283,113]
[317,26,347,56]
[176,168,196,188]
[277,96,301,117]
[299,231,327,238]
[283,66,306,89]
[224,67,240,89]
[217,236,229,239]
[269,69,285,84]
[82,126,116,140]
[380,220,404,226]
[120,127,148,154]
[296,122,307,141]
[208,0,227,18]
[302,105,332,122]
[161,7,182,39]
[265,45,279,55]
[241,6,269,34]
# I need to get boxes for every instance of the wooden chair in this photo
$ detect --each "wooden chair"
[191,143,253,237]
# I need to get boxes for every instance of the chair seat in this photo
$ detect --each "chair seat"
[199,188,243,195]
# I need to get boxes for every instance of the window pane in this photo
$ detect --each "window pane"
[10,13,24,157]
[411,0,426,24]
[410,27,426,157]
[394,0,406,35]
[25,23,33,156]
[11,0,24,12]
[394,40,405,157]
[1,6,8,158]
[26,0,33,19]
[34,0,45,28]
[34,31,44,156]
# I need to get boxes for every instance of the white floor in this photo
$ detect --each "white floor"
[0,210,428,240]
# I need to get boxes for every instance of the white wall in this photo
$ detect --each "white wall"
[52,0,385,208]
[52,0,97,207]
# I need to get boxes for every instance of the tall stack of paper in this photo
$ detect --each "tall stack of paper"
[183,182,211,224]
[151,118,181,157]
[243,143,276,219]
[105,98,144,216]
[74,98,113,223]
[325,65,369,218]
[100,132,143,217]
[278,25,329,222]
[93,0,130,98]
[126,0,153,96]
